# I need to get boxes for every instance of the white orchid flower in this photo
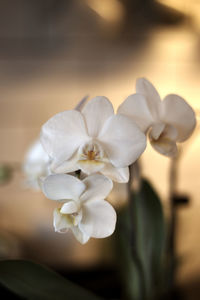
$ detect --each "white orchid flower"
[23,140,50,190]
[40,96,146,183]
[42,173,116,244]
[118,78,196,157]
[23,96,88,190]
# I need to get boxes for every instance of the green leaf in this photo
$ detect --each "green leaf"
[0,260,102,300]
[132,179,166,298]
[116,208,142,300]
[116,178,166,300]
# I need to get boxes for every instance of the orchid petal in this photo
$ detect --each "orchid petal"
[82,96,114,137]
[40,110,89,166]
[81,174,113,203]
[118,93,154,132]
[71,226,90,244]
[160,94,196,142]
[42,174,85,201]
[24,140,49,166]
[150,138,178,157]
[161,124,178,141]
[136,78,161,120]
[54,209,89,243]
[77,160,105,175]
[50,152,79,173]
[80,200,116,238]
[23,140,50,190]
[99,114,146,168]
[101,164,129,183]
[150,123,166,140]
[60,201,79,214]
[53,208,71,233]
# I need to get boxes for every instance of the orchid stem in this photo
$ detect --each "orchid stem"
[168,155,179,290]
[128,162,146,300]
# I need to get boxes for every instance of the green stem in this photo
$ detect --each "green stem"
[128,163,146,300]
[168,155,179,290]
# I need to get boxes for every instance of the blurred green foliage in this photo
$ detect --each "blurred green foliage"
[0,260,102,300]
[116,178,166,300]
[0,164,12,185]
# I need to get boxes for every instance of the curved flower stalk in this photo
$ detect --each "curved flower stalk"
[118,78,196,157]
[42,173,116,244]
[23,140,51,190]
[41,96,146,183]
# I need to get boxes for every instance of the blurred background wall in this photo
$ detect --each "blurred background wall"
[0,0,199,298]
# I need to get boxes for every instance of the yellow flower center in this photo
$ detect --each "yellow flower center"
[79,142,103,162]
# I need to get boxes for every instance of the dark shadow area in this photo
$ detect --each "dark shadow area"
[0,264,192,300]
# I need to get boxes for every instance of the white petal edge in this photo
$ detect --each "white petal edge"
[150,123,165,140]
[60,201,79,214]
[50,152,79,173]
[71,226,90,244]
[80,200,117,238]
[23,140,50,188]
[160,94,196,142]
[136,78,161,120]
[24,139,50,166]
[42,174,85,201]
[150,138,178,157]
[77,160,105,175]
[40,110,89,166]
[117,93,154,132]
[101,164,129,183]
[80,174,113,203]
[53,208,71,233]
[98,114,147,168]
[81,96,114,138]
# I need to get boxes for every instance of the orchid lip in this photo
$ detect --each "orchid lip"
[148,123,178,143]
[59,206,82,226]
[78,141,108,164]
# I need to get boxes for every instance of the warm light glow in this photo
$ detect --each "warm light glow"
[156,0,200,30]
[86,0,125,23]
[156,0,186,13]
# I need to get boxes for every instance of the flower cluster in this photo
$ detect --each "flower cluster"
[24,78,196,244]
